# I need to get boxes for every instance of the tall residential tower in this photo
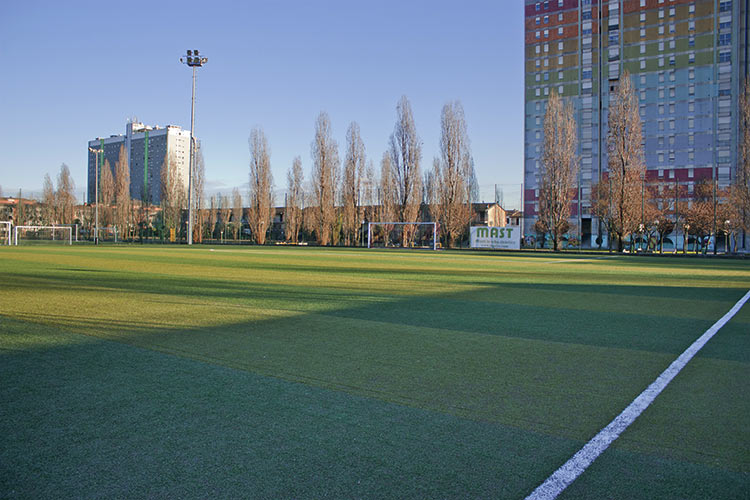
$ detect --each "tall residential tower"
[524,0,748,247]
[87,121,192,206]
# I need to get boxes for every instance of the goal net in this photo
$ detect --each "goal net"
[0,221,11,246]
[367,222,437,250]
[95,226,119,243]
[14,225,73,245]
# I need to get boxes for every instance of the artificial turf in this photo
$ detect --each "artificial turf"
[0,245,748,498]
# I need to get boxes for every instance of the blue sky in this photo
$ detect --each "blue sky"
[0,0,524,205]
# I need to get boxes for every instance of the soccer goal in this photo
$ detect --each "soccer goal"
[96,226,119,243]
[367,222,438,250]
[14,225,73,245]
[0,221,11,245]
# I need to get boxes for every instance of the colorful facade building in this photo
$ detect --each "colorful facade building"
[524,0,748,247]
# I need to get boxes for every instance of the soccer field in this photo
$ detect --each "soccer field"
[1,246,748,498]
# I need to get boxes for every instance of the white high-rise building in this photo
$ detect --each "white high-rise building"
[87,121,192,205]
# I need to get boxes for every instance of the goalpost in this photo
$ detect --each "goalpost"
[14,225,73,245]
[367,222,438,250]
[0,221,11,246]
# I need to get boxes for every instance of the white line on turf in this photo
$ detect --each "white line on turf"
[526,288,750,500]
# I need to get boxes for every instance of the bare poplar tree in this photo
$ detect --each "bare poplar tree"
[362,159,376,224]
[99,159,115,227]
[193,146,206,243]
[377,152,397,245]
[208,195,217,240]
[310,112,340,246]
[537,89,578,251]
[42,173,56,225]
[286,156,305,244]
[248,127,274,245]
[731,80,750,248]
[432,101,475,248]
[605,72,645,251]
[54,164,77,225]
[389,96,422,246]
[160,152,185,235]
[114,145,131,240]
[341,122,366,246]
[219,193,231,240]
[232,187,243,240]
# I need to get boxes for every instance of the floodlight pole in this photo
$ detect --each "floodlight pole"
[88,147,102,245]
[180,49,208,245]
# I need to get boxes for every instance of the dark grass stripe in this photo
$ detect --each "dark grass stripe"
[0,318,575,499]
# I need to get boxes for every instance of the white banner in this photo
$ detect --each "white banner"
[470,226,520,250]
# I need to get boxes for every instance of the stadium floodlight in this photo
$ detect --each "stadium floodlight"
[179,49,208,245]
[88,146,103,245]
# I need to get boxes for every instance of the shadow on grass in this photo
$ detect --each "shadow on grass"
[1,256,749,498]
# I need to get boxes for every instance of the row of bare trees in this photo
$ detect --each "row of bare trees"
[40,164,78,227]
[537,74,750,252]
[251,96,476,247]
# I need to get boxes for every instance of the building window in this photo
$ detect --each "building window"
[640,43,646,54]
[688,101,695,112]
[536,17,541,25]
[689,52,695,63]
[544,29,549,37]
[558,41,563,50]
[536,45,541,54]
[640,59,646,69]
[544,15,549,24]
[719,33,731,46]
[689,35,695,47]
[559,85,564,94]
[719,1,732,13]
[688,118,694,128]
[719,51,731,63]
[688,85,695,95]
[558,27,563,35]
[689,20,695,30]
[689,3,695,14]
[640,28,646,37]
[536,31,541,39]
[640,12,646,22]
[558,55,563,64]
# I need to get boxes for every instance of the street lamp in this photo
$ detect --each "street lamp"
[179,49,208,245]
[88,146,103,245]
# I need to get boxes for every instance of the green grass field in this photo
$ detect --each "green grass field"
[1,246,748,498]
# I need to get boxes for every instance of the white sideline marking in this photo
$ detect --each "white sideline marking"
[526,289,750,500]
